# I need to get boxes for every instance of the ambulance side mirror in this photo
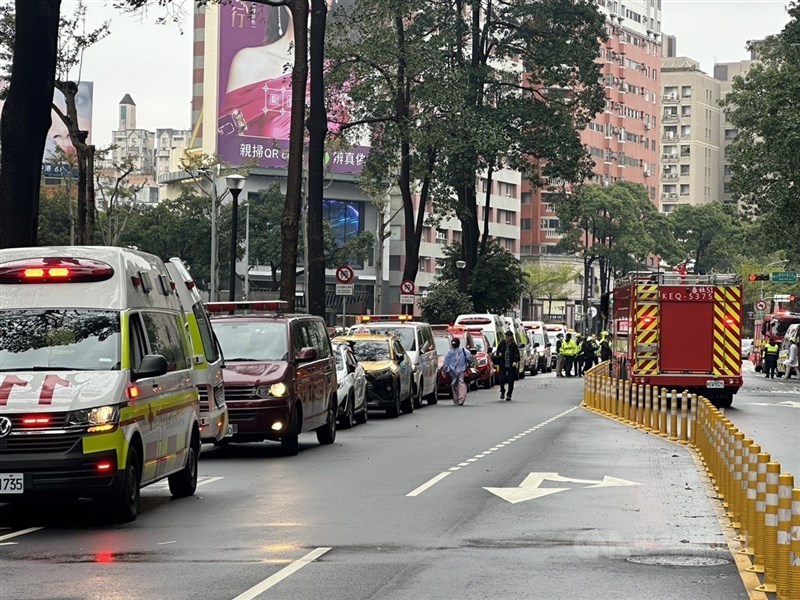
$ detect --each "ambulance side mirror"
[133,354,169,381]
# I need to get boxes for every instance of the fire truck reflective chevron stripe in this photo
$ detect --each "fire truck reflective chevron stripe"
[713,285,742,376]
[635,285,660,374]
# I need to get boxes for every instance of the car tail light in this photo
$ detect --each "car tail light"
[0,258,113,284]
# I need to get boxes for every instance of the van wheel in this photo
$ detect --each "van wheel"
[316,397,337,445]
[339,393,355,430]
[401,390,414,414]
[109,446,141,523]
[281,406,301,456]
[168,434,199,498]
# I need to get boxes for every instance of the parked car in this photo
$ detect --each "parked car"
[741,337,754,361]
[432,329,455,398]
[504,316,532,378]
[523,321,552,373]
[332,342,368,429]
[446,326,481,389]
[208,302,338,456]
[334,333,414,418]
[349,316,438,407]
[465,328,496,388]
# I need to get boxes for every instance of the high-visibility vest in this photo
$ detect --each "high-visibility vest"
[764,343,779,357]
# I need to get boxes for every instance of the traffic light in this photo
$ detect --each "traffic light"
[748,274,770,281]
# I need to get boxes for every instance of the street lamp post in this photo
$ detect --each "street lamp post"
[456,260,466,298]
[244,200,251,301]
[225,174,246,302]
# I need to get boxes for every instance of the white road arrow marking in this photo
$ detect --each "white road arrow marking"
[584,476,643,489]
[750,401,800,408]
[484,472,642,504]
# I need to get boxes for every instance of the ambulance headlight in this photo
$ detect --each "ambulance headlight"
[68,405,120,431]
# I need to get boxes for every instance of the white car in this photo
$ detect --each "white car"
[333,342,368,429]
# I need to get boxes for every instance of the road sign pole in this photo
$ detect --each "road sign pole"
[343,293,346,329]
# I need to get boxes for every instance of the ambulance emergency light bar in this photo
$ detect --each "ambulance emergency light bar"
[0,258,114,284]
[357,314,414,323]
[206,300,288,314]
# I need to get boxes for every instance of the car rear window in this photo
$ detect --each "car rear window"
[359,326,416,351]
[433,335,451,355]
[351,340,391,362]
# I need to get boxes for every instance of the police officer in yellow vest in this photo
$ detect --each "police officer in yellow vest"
[560,333,579,378]
[762,338,780,379]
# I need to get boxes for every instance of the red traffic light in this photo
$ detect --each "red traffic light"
[748,274,757,282]
[791,294,797,302]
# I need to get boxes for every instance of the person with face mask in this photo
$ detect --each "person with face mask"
[443,337,472,406]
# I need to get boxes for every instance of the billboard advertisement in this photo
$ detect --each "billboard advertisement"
[216,1,366,174]
[0,81,93,167]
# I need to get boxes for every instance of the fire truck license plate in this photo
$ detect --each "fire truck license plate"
[706,380,724,389]
[0,473,24,494]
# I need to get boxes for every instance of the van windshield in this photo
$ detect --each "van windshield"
[483,331,497,347]
[471,335,486,352]
[0,309,121,371]
[213,321,288,361]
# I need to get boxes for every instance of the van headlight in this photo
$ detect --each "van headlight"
[68,406,120,432]
[270,382,288,397]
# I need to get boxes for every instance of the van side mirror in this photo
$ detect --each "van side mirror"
[133,354,169,381]
[396,353,405,363]
[296,347,318,362]
[470,348,478,355]
[534,343,540,348]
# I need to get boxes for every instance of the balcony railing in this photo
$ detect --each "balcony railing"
[543,228,562,239]
[662,154,679,163]
[662,173,678,180]
[662,94,679,103]
[663,114,679,123]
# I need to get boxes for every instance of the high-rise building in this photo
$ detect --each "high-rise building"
[519,0,663,322]
[659,57,722,212]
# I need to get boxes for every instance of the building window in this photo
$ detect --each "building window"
[680,184,690,196]
[680,165,690,176]
[435,229,447,244]
[521,218,531,231]
[681,85,692,98]
[521,192,531,205]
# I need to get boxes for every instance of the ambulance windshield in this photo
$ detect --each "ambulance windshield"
[0,309,121,371]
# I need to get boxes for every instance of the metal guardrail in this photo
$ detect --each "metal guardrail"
[582,362,799,599]
[614,272,742,286]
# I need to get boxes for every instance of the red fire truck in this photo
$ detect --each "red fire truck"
[750,311,800,371]
[612,273,743,408]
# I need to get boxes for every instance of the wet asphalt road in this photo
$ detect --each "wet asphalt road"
[3,368,792,600]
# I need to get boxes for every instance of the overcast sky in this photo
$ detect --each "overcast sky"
[61,0,793,147]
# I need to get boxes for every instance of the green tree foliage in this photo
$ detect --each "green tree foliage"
[722,3,800,262]
[522,263,578,311]
[668,203,746,274]
[439,241,524,314]
[37,190,73,246]
[556,181,675,295]
[419,279,474,325]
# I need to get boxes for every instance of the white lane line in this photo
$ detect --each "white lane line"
[0,542,18,546]
[405,405,580,498]
[231,547,331,600]
[406,472,452,497]
[0,527,43,542]
[197,476,224,488]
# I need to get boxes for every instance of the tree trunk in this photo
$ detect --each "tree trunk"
[279,1,309,312]
[480,165,494,255]
[307,0,328,318]
[0,0,62,248]
[76,150,87,244]
[86,144,95,244]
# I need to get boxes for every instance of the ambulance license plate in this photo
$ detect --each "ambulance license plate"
[0,473,24,494]
[706,380,724,389]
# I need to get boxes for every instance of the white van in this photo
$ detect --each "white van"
[0,247,200,522]
[777,323,799,377]
[165,258,228,443]
[503,316,531,378]
[454,313,506,353]
[349,315,438,407]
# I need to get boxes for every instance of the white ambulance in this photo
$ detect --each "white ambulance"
[165,258,228,443]
[0,247,200,522]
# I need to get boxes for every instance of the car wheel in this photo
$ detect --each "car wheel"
[531,365,538,376]
[412,380,423,409]
[339,393,355,430]
[519,368,526,379]
[168,432,199,498]
[387,384,401,418]
[355,397,368,425]
[281,406,301,456]
[316,396,337,445]
[401,389,414,414]
[424,387,438,405]
[109,445,141,523]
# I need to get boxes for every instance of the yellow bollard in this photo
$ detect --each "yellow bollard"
[740,442,761,555]
[643,386,653,432]
[790,488,800,598]
[669,389,679,441]
[729,432,745,529]
[756,462,782,593]
[774,473,793,600]
[689,393,699,447]
[623,381,631,423]
[659,387,668,436]
[679,391,689,444]
[747,452,771,574]
[736,439,754,547]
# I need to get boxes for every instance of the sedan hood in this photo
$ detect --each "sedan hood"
[360,360,394,374]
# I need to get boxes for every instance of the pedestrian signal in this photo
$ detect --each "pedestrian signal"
[748,274,769,281]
